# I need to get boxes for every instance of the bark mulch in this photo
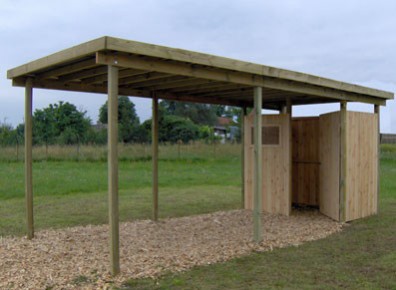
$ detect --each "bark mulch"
[0,209,342,289]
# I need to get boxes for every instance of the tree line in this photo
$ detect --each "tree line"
[0,97,242,146]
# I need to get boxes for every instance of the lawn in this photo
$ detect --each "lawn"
[0,156,242,236]
[0,144,395,289]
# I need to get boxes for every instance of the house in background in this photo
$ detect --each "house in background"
[213,117,239,143]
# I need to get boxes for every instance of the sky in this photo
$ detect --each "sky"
[1,0,395,132]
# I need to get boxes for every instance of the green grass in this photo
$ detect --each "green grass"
[0,144,395,289]
[0,155,241,236]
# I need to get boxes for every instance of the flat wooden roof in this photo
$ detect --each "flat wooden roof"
[7,36,394,108]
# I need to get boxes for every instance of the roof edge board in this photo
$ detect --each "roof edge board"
[7,37,107,79]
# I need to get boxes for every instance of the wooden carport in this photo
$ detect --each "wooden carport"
[7,36,393,275]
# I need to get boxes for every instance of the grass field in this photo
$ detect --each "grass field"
[0,143,395,289]
[0,143,242,236]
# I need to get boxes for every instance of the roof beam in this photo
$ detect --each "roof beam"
[12,77,248,107]
[96,52,385,105]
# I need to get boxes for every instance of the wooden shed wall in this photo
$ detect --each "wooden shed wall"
[244,113,291,215]
[319,112,340,221]
[292,117,320,206]
[345,111,378,221]
[318,111,378,221]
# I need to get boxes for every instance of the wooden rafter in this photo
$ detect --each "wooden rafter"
[83,68,149,85]
[35,58,96,79]
[58,66,108,82]
[119,72,173,86]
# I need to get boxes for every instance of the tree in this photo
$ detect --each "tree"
[160,115,199,143]
[139,115,199,144]
[99,96,140,143]
[0,121,17,146]
[33,101,91,145]
[159,100,218,126]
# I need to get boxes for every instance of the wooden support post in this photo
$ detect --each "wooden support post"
[108,65,120,276]
[285,97,292,214]
[241,107,247,208]
[25,78,34,240]
[152,94,159,221]
[253,87,263,243]
[339,101,347,222]
[374,104,380,214]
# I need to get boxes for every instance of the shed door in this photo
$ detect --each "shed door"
[292,117,320,206]
[319,112,340,221]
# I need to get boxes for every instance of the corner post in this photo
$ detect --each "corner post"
[241,106,247,208]
[339,101,347,222]
[152,93,159,221]
[108,65,120,275]
[374,104,380,214]
[253,87,263,243]
[285,97,292,214]
[25,78,34,239]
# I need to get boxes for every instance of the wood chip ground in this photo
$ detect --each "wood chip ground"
[0,209,342,289]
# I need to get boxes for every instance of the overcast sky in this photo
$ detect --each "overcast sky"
[1,0,395,132]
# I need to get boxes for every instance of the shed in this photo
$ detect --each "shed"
[7,36,394,275]
[244,110,379,222]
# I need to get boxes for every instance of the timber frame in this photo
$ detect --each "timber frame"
[7,36,394,276]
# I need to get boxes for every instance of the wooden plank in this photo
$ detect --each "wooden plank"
[253,87,262,243]
[319,112,340,220]
[152,94,159,221]
[105,37,393,100]
[345,111,358,220]
[339,101,347,222]
[108,65,120,276]
[96,52,387,105]
[374,105,380,215]
[25,78,34,239]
